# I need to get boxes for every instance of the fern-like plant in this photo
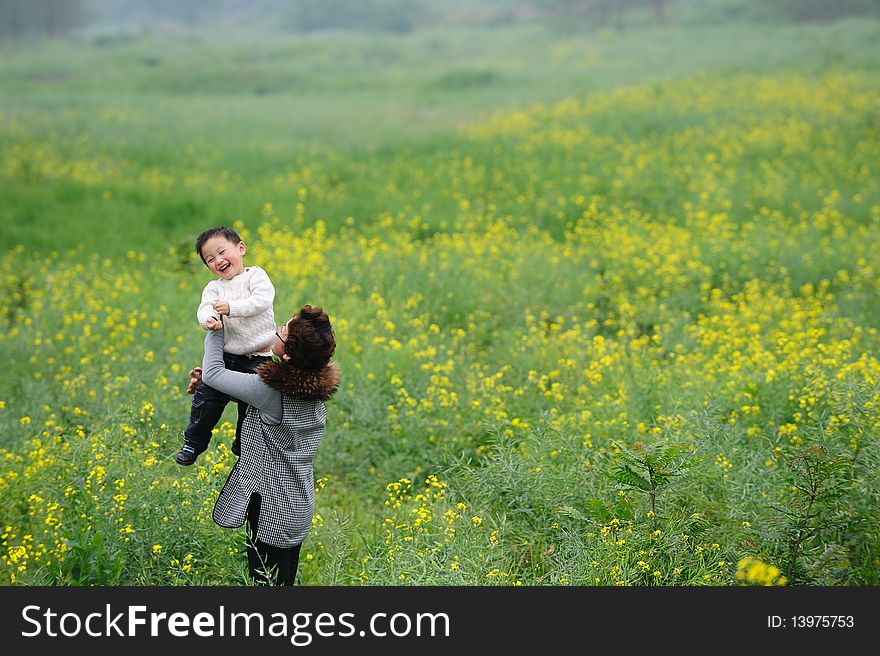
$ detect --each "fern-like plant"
[609,440,699,529]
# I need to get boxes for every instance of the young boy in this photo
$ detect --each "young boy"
[176,226,277,466]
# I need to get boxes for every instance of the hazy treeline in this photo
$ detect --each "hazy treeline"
[536,0,880,25]
[1,0,879,40]
[0,0,88,38]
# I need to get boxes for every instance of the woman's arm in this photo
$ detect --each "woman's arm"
[201,330,283,424]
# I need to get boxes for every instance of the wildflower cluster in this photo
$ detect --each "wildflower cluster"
[735,557,788,586]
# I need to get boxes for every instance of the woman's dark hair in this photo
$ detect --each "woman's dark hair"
[284,305,335,370]
[195,226,242,264]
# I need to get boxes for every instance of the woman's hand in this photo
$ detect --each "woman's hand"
[187,367,203,394]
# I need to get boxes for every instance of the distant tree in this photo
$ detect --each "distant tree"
[532,0,610,24]
[533,0,672,27]
[284,0,426,33]
[0,0,88,39]
[649,0,669,24]
[763,0,880,23]
[138,0,214,26]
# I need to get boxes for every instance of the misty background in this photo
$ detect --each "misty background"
[2,0,879,40]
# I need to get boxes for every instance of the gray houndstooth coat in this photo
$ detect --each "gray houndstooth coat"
[212,359,341,548]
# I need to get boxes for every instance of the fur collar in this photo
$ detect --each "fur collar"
[256,359,341,401]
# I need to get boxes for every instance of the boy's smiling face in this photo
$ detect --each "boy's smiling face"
[200,235,246,280]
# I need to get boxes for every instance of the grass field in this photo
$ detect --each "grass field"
[1,19,879,585]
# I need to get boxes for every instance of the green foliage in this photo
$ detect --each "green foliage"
[764,446,864,585]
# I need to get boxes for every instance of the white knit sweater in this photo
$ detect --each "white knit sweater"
[197,266,276,356]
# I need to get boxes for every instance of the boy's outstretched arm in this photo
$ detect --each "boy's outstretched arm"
[226,267,275,318]
[197,282,222,329]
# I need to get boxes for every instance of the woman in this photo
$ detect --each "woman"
[190,304,340,585]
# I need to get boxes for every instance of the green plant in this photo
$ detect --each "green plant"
[608,439,701,529]
[767,445,859,584]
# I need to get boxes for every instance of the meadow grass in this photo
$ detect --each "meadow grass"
[2,19,878,253]
[1,21,879,585]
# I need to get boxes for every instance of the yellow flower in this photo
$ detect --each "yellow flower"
[736,557,787,586]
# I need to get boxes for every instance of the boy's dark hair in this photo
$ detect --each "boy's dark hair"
[284,305,336,370]
[195,226,242,264]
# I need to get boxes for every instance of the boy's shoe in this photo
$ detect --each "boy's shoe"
[231,438,241,457]
[175,440,202,466]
